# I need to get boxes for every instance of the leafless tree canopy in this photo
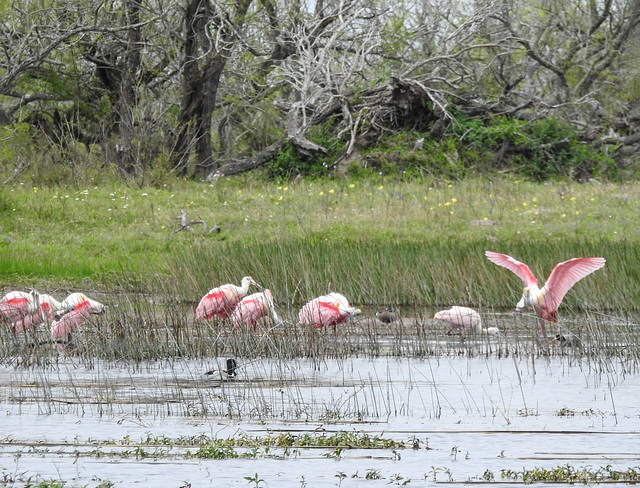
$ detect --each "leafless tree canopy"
[0,0,639,179]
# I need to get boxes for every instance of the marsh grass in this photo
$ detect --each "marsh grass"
[2,295,639,368]
[2,176,640,363]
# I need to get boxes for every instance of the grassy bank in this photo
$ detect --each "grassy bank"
[1,175,638,309]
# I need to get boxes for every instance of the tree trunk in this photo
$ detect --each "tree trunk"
[117,0,141,177]
[171,0,253,177]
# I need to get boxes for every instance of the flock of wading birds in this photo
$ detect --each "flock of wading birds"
[0,251,606,345]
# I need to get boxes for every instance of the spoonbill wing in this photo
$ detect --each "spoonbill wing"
[51,302,92,340]
[231,298,265,328]
[539,257,606,319]
[485,251,538,287]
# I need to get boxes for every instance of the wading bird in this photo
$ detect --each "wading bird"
[298,292,361,328]
[0,290,40,326]
[195,276,259,320]
[12,294,63,334]
[375,307,396,324]
[485,251,605,332]
[50,293,106,341]
[230,289,280,330]
[434,306,499,339]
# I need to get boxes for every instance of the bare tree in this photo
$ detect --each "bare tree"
[170,0,254,177]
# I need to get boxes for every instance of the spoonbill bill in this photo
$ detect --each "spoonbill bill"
[230,289,281,329]
[485,251,605,330]
[434,306,499,338]
[195,276,259,320]
[298,292,361,328]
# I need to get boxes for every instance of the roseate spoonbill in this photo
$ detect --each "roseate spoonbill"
[434,306,499,339]
[298,292,361,328]
[12,294,63,334]
[195,276,259,320]
[0,290,39,324]
[375,307,396,324]
[205,358,237,379]
[485,251,606,331]
[50,293,106,340]
[230,289,281,329]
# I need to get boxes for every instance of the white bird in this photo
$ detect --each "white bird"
[485,251,605,332]
[434,306,499,339]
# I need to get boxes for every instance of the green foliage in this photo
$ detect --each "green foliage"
[266,122,345,180]
[348,115,617,182]
[451,115,617,181]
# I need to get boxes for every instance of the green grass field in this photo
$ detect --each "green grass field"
[1,175,638,310]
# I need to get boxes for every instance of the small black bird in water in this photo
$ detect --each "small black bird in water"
[205,358,237,379]
[375,307,396,324]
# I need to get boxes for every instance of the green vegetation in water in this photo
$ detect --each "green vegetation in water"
[501,464,640,483]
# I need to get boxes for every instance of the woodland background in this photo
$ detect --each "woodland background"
[1,0,640,185]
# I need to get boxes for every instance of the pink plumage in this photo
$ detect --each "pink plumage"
[50,293,105,340]
[434,306,481,332]
[230,290,276,329]
[12,301,53,334]
[298,293,361,328]
[486,251,606,322]
[0,293,33,324]
[51,301,92,340]
[195,276,257,320]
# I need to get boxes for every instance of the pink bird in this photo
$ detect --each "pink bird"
[12,294,63,334]
[485,251,606,327]
[230,289,280,330]
[0,291,39,325]
[298,292,361,328]
[195,276,259,320]
[434,306,499,339]
[50,293,106,340]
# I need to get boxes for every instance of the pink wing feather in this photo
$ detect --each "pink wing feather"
[195,286,239,320]
[538,257,606,319]
[51,301,91,340]
[299,299,345,328]
[0,297,30,324]
[485,251,538,287]
[13,312,45,334]
[231,299,265,329]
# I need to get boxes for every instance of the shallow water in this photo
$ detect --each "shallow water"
[1,337,640,487]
